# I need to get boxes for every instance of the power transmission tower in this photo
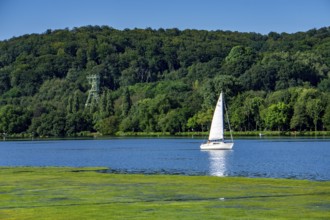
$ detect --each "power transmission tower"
[85,74,100,107]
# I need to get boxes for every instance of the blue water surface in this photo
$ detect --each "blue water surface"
[0,137,329,180]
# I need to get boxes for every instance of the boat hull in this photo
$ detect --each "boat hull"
[200,142,233,150]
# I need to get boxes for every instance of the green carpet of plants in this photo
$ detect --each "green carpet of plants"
[0,167,329,219]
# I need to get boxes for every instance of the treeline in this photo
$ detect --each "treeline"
[0,26,329,137]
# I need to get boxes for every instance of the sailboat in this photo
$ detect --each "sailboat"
[200,92,234,150]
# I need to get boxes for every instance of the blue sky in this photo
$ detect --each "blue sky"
[0,0,329,40]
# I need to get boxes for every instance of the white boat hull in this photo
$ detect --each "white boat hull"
[200,142,233,150]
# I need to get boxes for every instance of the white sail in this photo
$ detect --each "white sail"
[208,92,224,141]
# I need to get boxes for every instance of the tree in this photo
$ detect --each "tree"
[0,68,11,94]
[239,64,277,91]
[318,78,330,92]
[122,87,132,117]
[66,111,92,136]
[323,104,330,130]
[187,109,213,132]
[221,46,257,77]
[0,105,31,134]
[99,89,114,118]
[229,94,248,131]
[306,98,324,131]
[243,97,264,131]
[67,91,82,114]
[290,103,308,131]
[94,116,119,135]
[290,88,324,131]
[261,102,289,131]
[229,92,265,131]
[74,48,87,69]
[158,108,188,134]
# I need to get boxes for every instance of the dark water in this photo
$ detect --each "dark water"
[0,137,329,180]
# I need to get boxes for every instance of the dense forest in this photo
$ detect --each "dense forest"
[0,26,329,137]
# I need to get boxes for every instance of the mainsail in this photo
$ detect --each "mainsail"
[208,92,224,141]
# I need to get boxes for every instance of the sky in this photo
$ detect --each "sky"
[0,0,329,40]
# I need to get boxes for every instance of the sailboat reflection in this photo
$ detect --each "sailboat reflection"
[206,150,231,177]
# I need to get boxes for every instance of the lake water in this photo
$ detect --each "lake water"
[0,137,329,181]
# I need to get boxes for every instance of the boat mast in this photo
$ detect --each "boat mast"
[224,97,234,142]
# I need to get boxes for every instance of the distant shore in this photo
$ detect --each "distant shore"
[115,130,330,137]
[2,130,330,140]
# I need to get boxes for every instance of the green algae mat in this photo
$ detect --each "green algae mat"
[0,167,329,219]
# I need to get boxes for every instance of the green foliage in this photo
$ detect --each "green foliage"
[306,98,324,131]
[221,45,258,77]
[261,102,290,131]
[94,116,119,135]
[121,87,132,116]
[229,91,265,131]
[323,103,330,130]
[65,111,93,136]
[0,105,31,133]
[0,26,329,136]
[318,78,330,92]
[187,108,213,132]
[29,111,66,137]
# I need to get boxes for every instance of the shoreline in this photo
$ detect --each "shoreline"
[1,165,330,179]
[3,130,330,140]
[1,166,329,182]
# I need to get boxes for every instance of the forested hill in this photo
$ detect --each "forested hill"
[0,26,330,137]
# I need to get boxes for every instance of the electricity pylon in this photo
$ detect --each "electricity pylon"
[85,74,100,107]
